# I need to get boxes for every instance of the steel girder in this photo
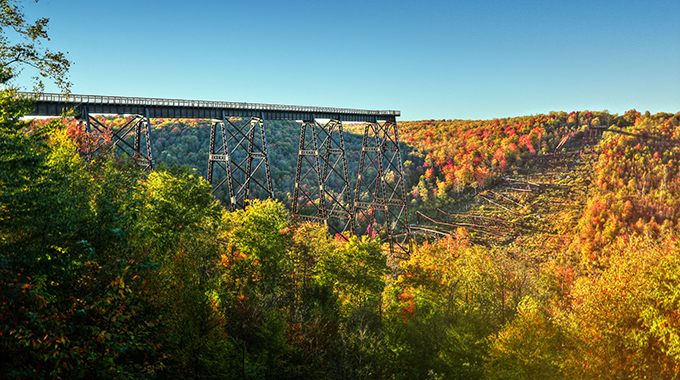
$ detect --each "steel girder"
[207,112,274,211]
[353,120,412,260]
[25,92,401,121]
[78,106,155,170]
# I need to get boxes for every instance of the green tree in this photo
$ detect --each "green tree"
[218,200,290,379]
[312,236,390,379]
[562,235,680,379]
[0,0,71,91]
[485,297,566,380]
[315,236,388,316]
[384,236,535,379]
[141,166,222,240]
[0,107,166,378]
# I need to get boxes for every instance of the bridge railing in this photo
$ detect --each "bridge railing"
[20,92,400,117]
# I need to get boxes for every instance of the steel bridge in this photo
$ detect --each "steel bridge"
[23,92,412,258]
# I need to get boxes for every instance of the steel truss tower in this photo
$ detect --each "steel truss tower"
[207,111,274,211]
[78,106,155,170]
[29,92,411,247]
[292,119,326,224]
[318,119,353,238]
[353,119,412,260]
[292,118,353,238]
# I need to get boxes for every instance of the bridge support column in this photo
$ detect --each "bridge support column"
[207,113,273,210]
[292,117,326,225]
[207,112,234,206]
[318,119,353,238]
[353,119,411,261]
[77,107,155,170]
[143,108,155,169]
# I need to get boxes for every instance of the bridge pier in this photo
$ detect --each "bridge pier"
[206,112,274,211]
[317,119,353,238]
[292,118,326,225]
[78,106,155,170]
[291,118,354,238]
[353,119,411,260]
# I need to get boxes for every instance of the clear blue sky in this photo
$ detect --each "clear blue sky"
[16,0,680,120]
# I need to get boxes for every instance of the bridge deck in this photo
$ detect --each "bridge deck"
[21,93,400,122]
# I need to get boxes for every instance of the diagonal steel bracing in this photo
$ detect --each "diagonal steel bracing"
[292,119,326,225]
[30,92,412,249]
[61,94,409,250]
[292,118,354,238]
[78,106,155,170]
[317,119,353,238]
[207,112,273,211]
[353,119,411,260]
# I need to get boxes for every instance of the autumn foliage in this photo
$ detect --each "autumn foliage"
[4,88,680,379]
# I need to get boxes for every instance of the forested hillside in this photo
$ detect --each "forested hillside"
[386,110,680,378]
[3,0,680,378]
[7,89,680,378]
